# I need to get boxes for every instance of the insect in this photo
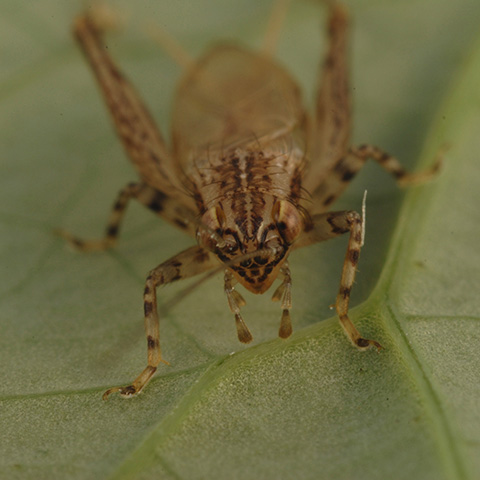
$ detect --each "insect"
[60,1,439,399]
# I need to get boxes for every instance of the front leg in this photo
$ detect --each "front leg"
[294,210,381,350]
[333,211,381,350]
[103,245,218,399]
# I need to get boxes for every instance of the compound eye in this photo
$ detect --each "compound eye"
[272,200,303,245]
[197,206,225,251]
[222,233,239,254]
[263,228,282,255]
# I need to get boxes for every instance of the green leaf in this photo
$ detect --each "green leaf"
[1,1,479,479]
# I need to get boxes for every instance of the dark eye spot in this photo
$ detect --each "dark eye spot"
[273,200,303,244]
[240,259,252,268]
[254,256,268,265]
[227,243,238,253]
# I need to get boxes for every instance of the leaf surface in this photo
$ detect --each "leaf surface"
[1,1,479,479]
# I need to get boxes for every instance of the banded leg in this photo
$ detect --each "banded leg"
[271,262,293,338]
[224,271,253,344]
[310,144,442,211]
[349,144,442,187]
[103,245,218,399]
[294,210,381,350]
[56,183,197,251]
[73,10,195,210]
[305,1,351,195]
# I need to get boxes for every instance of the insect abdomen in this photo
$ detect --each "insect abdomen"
[171,45,305,166]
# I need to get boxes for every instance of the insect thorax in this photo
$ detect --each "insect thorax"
[192,147,305,293]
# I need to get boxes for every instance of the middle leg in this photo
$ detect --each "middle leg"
[309,144,442,212]
[56,182,198,252]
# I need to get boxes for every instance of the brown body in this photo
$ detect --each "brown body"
[174,45,307,294]
[60,2,439,399]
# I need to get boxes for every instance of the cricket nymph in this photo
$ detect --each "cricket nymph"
[174,44,308,294]
[194,147,306,295]
[190,143,308,344]
[62,2,441,399]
